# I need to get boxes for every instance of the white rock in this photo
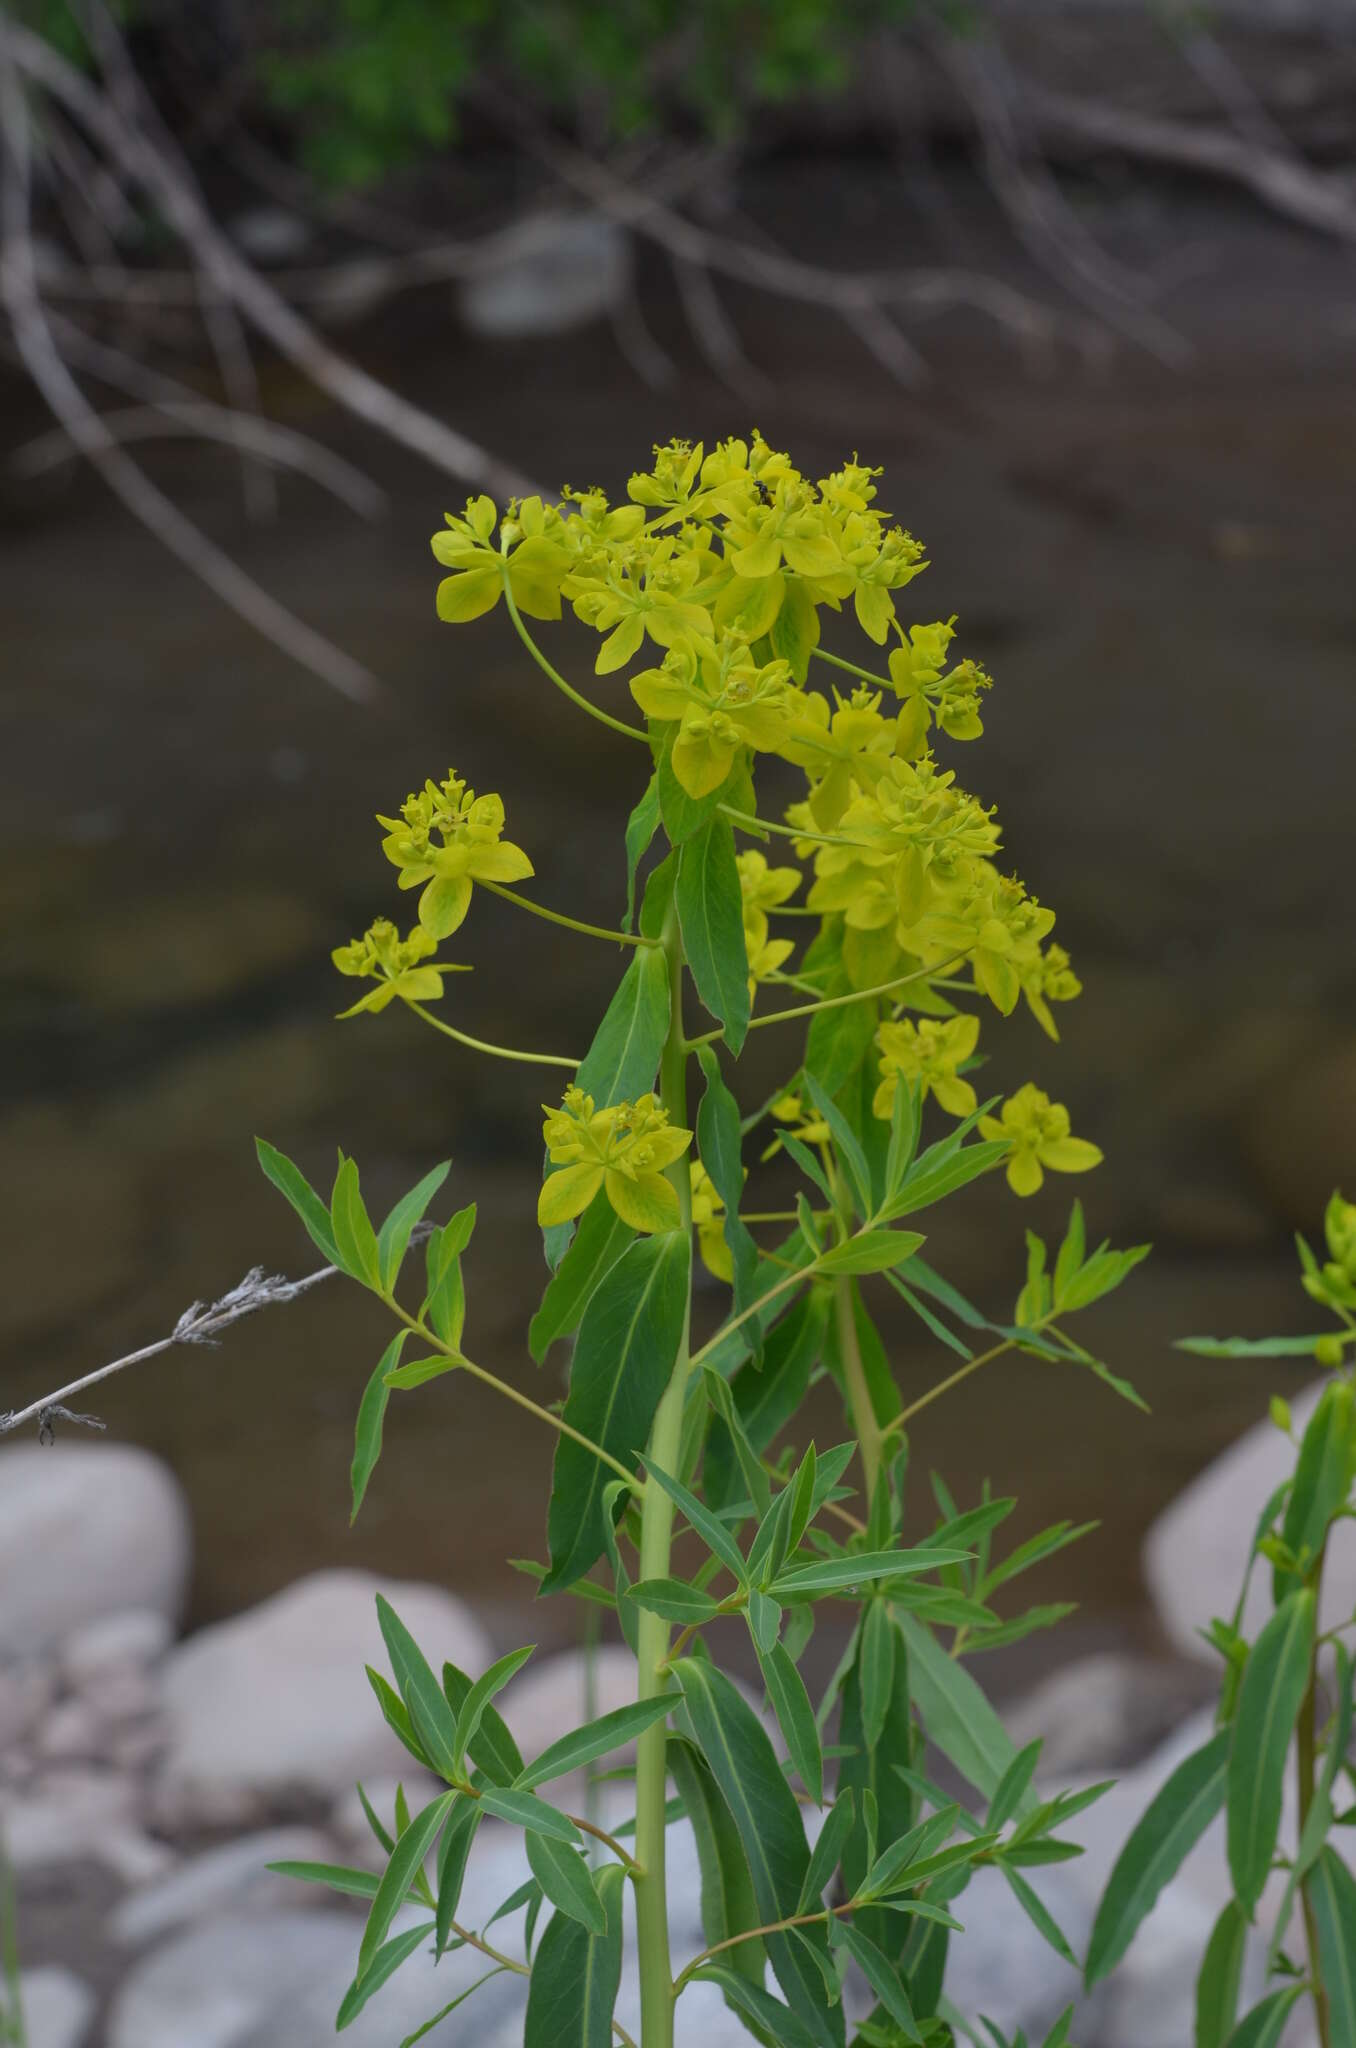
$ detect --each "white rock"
[111,1826,335,1945]
[458,212,630,338]
[0,1662,53,1749]
[62,1608,173,1688]
[1,1764,171,1879]
[106,1907,522,2048]
[153,1570,492,1828]
[499,1645,641,1780]
[34,1696,102,1764]
[1144,1382,1356,1661]
[15,1967,95,2048]
[0,1444,191,1658]
[1004,1651,1214,1777]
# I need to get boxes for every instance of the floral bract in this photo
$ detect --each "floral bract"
[377,769,533,940]
[540,1089,694,1234]
[979,1084,1103,1197]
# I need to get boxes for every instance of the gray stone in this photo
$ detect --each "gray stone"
[153,1570,492,1828]
[61,1608,173,1688]
[1003,1650,1215,1775]
[1144,1382,1356,1661]
[0,1661,53,1749]
[499,1645,641,1785]
[106,1907,522,2048]
[111,1826,335,1945]
[34,1696,102,1764]
[458,212,630,339]
[0,1444,191,1659]
[1,1765,173,1880]
[15,1967,96,2048]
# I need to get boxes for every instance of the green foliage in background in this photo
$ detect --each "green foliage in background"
[1090,1195,1356,2048]
[259,429,1148,2046]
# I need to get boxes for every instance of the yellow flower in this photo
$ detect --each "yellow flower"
[737,850,801,943]
[539,1089,693,1234]
[631,638,803,798]
[430,494,569,623]
[377,770,533,941]
[760,1092,831,1161]
[979,1085,1103,1197]
[690,1161,733,1282]
[331,919,468,1017]
[873,1013,980,1121]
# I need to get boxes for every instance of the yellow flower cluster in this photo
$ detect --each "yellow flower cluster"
[540,1089,694,1235]
[331,919,466,1017]
[377,769,533,940]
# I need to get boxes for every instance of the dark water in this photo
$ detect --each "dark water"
[4,169,1354,1667]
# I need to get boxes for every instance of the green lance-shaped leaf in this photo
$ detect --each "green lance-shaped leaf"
[1277,1380,1356,1598]
[267,1859,383,1902]
[375,1597,462,1782]
[526,1833,607,1935]
[837,1627,915,1963]
[365,1669,430,1771]
[669,1737,767,2002]
[859,1603,897,1757]
[255,1137,340,1265]
[895,1613,1037,1818]
[454,1645,536,1772]
[623,771,661,930]
[691,1968,823,2048]
[477,1787,582,1843]
[542,1232,691,1593]
[757,1639,823,1804]
[773,1548,965,1599]
[803,1072,874,1223]
[576,934,672,1108]
[338,1920,436,2032]
[672,1658,846,2048]
[629,1577,723,1625]
[696,1043,761,1332]
[330,1153,382,1287]
[529,1192,633,1363]
[523,1861,624,2048]
[1305,1846,1356,2045]
[357,1791,455,1977]
[805,967,877,1099]
[1195,1901,1248,2048]
[798,1790,857,1912]
[435,1798,481,1954]
[677,814,750,1053]
[831,1920,921,2043]
[376,1160,451,1293]
[1227,1588,1315,1913]
[514,1694,676,1792]
[816,1230,926,1278]
[644,1459,749,1586]
[706,1292,830,1511]
[442,1659,524,1786]
[350,1331,407,1523]
[1085,1728,1230,1986]
[1223,1987,1307,2048]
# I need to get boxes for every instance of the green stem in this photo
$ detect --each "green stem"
[480,879,654,948]
[402,998,579,1069]
[686,1262,816,1371]
[718,803,876,854]
[887,1335,1020,1433]
[632,900,693,2048]
[810,645,893,690]
[382,1300,642,1493]
[837,1278,884,1510]
[500,566,648,744]
[684,955,969,1051]
[1299,1546,1333,2048]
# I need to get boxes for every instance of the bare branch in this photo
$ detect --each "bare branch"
[671,252,770,402]
[4,20,539,501]
[0,1261,340,1440]
[0,51,379,702]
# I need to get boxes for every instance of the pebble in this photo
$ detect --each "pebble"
[14,1967,96,2048]
[457,212,630,339]
[0,1444,192,1659]
[61,1609,173,1689]
[152,1570,492,1829]
[110,1827,336,1946]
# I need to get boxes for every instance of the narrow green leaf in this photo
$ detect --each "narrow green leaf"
[644,1459,749,1586]
[757,1639,823,1804]
[1085,1729,1230,1985]
[331,1153,382,1287]
[895,1613,1037,1816]
[989,1742,1042,1831]
[454,1645,536,1771]
[623,771,661,930]
[672,1659,844,2047]
[803,1073,873,1222]
[376,1161,451,1293]
[859,1604,897,1755]
[677,815,750,1053]
[1305,1846,1356,2044]
[526,1833,606,1934]
[1279,1381,1356,1593]
[774,1547,966,1598]
[255,1137,340,1265]
[267,1859,381,1900]
[1227,1589,1315,1912]
[884,1081,921,1201]
[999,1863,1077,1965]
[1223,1987,1306,2048]
[1176,1335,1334,1359]
[704,1369,773,1520]
[798,1791,856,1911]
[574,942,672,1110]
[358,1793,454,1977]
[435,1798,480,1954]
[515,1695,675,1791]
[1195,1900,1248,2048]
[528,1193,632,1364]
[443,1661,524,1786]
[838,1625,915,1960]
[691,1968,822,2048]
[696,1044,761,1338]
[351,1331,406,1522]
[748,1588,783,1655]
[832,1921,920,2041]
[804,971,877,1098]
[543,1233,690,1592]
[881,1139,1010,1219]
[816,1229,926,1277]
[375,1597,462,1782]
[478,1787,582,1843]
[384,1355,459,1391]
[398,1969,510,2048]
[628,1577,722,1625]
[669,1738,767,2002]
[523,1861,624,2048]
[365,1668,432,1772]
[339,1920,435,2031]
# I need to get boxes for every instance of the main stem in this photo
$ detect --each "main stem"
[632,899,693,2048]
[830,1167,884,1512]
[1298,1547,1333,2048]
